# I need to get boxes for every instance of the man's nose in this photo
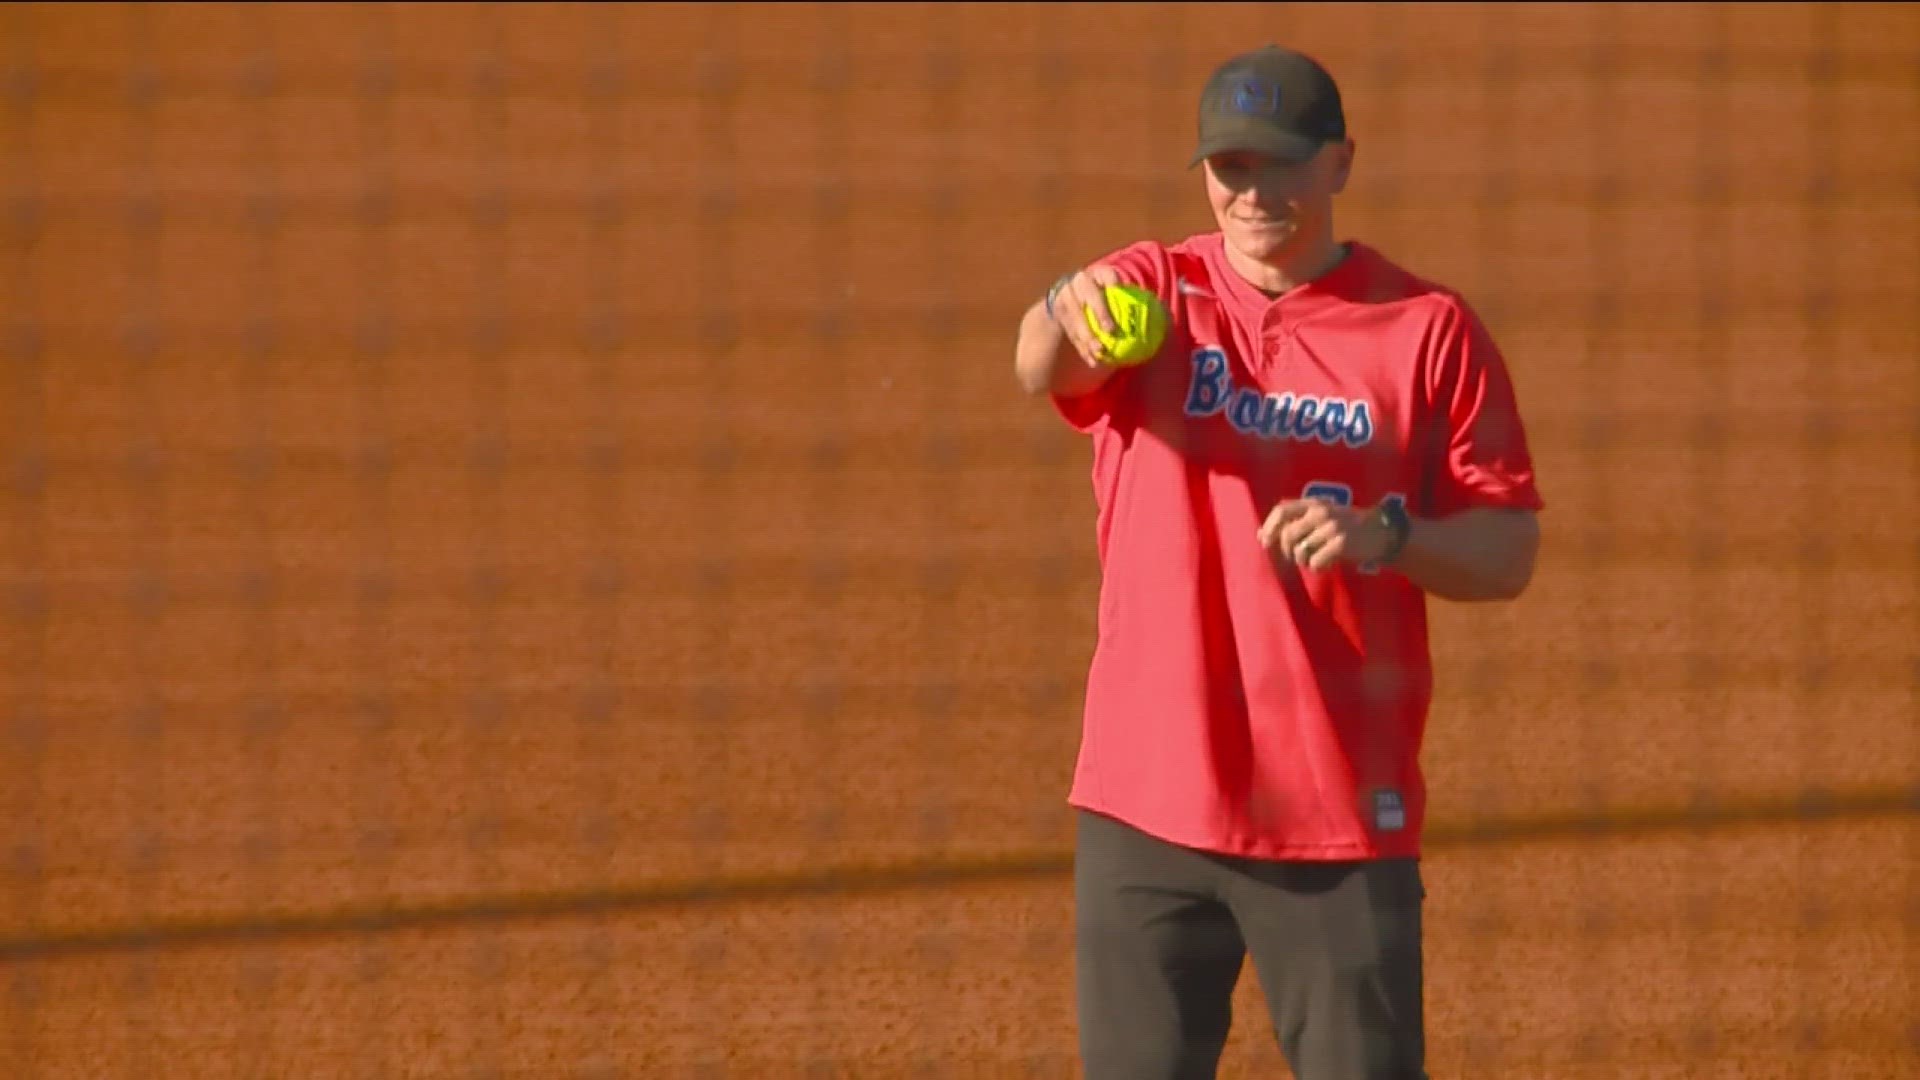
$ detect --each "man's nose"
[1249,177,1302,207]
[1240,183,1281,209]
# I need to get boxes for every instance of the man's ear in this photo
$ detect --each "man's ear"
[1330,138,1356,195]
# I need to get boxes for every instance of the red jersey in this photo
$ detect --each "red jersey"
[1053,235,1544,861]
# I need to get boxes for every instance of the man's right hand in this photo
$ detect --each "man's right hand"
[1015,263,1131,399]
[1047,264,1125,367]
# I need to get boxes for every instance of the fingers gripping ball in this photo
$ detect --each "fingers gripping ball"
[1087,284,1169,367]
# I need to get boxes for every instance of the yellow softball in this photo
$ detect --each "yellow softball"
[1086,284,1170,367]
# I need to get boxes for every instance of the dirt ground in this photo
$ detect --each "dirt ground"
[3,3,1915,1077]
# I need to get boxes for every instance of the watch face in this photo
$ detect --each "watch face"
[1379,501,1410,561]
[1382,501,1410,536]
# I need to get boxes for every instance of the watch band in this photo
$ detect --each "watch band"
[1044,272,1076,320]
[1376,500,1412,565]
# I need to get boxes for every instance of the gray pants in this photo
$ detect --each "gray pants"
[1074,810,1428,1080]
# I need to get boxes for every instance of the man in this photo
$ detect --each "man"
[1012,44,1545,1080]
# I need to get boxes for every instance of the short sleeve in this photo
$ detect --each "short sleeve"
[1050,240,1175,435]
[1423,299,1546,515]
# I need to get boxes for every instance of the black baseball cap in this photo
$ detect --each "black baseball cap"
[1190,45,1347,167]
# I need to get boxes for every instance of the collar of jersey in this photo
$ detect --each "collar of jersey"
[1207,235,1375,313]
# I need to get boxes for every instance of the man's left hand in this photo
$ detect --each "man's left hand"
[1258,498,1392,572]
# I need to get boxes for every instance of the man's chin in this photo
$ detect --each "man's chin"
[1231,230,1297,262]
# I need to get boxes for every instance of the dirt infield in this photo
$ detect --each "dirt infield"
[3,3,1915,1077]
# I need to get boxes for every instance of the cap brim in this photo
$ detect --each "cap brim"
[1188,124,1323,169]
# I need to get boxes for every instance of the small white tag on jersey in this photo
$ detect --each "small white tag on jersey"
[1372,789,1406,832]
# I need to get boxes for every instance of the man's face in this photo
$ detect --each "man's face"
[1203,140,1354,264]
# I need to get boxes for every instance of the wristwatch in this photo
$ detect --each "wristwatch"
[1375,499,1412,566]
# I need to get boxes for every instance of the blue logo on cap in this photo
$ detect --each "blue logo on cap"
[1229,79,1280,116]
